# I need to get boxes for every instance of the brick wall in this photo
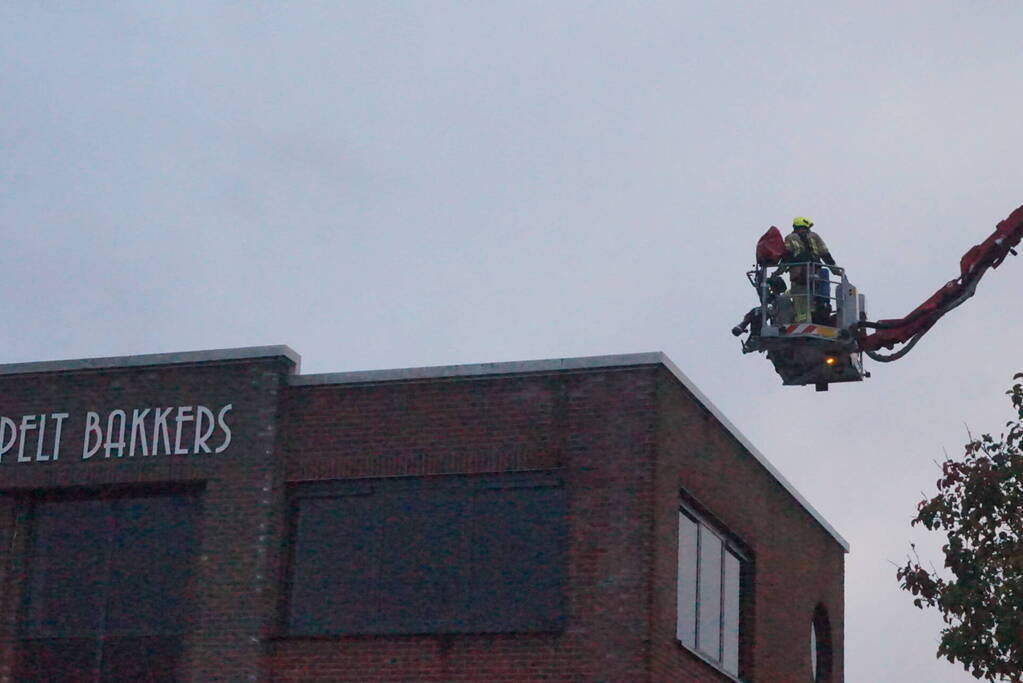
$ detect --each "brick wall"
[0,356,295,682]
[0,350,845,682]
[650,368,845,683]
[272,367,659,682]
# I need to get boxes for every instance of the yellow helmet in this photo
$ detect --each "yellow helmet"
[792,216,814,229]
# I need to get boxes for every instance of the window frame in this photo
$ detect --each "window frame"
[676,498,750,681]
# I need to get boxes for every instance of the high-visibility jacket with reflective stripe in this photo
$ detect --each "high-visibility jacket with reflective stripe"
[784,229,830,261]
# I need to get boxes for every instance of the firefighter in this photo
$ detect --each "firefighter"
[782,217,842,323]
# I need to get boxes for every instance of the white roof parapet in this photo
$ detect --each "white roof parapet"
[289,353,663,387]
[0,345,301,377]
[292,351,849,553]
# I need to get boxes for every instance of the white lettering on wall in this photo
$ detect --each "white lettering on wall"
[0,413,69,464]
[215,404,233,454]
[194,406,215,453]
[34,414,48,461]
[83,412,103,460]
[18,415,38,463]
[50,413,68,461]
[174,406,194,455]
[0,403,238,466]
[105,410,127,458]
[0,417,17,463]
[152,407,173,456]
[130,408,151,457]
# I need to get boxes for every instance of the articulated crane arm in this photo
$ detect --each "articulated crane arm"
[857,204,1023,362]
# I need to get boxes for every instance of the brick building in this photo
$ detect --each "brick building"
[0,346,846,682]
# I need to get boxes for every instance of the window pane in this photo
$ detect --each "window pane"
[100,636,181,683]
[19,494,192,683]
[24,500,111,636]
[288,493,379,634]
[106,496,195,635]
[811,621,818,679]
[697,527,722,660]
[469,484,566,632]
[722,550,741,675]
[676,513,698,647]
[15,637,98,683]
[377,484,467,632]
[813,606,832,681]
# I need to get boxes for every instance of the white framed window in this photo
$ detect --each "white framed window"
[676,506,745,678]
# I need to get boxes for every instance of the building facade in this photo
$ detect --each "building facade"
[0,346,845,682]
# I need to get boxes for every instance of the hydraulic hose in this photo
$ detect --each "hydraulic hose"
[856,204,1022,364]
[864,333,925,363]
[856,270,983,359]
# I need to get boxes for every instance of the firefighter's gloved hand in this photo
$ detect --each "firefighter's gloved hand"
[831,266,845,276]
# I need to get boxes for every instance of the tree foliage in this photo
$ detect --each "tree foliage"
[898,373,1023,681]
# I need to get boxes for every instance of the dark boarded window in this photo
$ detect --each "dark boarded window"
[286,472,566,635]
[17,491,196,683]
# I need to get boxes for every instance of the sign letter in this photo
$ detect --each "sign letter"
[0,417,17,463]
[194,406,215,453]
[129,409,151,457]
[151,407,173,456]
[214,404,233,454]
[34,414,48,461]
[83,412,103,460]
[105,410,127,458]
[18,415,37,463]
[174,406,194,455]
[50,413,69,461]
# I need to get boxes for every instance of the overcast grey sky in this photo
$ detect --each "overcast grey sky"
[4,3,1023,680]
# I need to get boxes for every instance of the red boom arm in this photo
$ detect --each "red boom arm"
[858,204,1023,353]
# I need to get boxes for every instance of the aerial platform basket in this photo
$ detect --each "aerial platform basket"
[737,204,1023,390]
[740,263,868,390]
